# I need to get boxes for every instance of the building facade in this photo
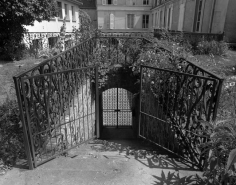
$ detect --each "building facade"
[151,0,236,43]
[97,0,153,32]
[24,0,81,52]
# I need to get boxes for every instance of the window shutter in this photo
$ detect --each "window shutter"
[102,0,106,5]
[110,13,115,29]
[113,0,117,5]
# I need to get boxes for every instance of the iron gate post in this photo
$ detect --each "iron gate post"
[212,78,224,121]
[138,66,143,137]
[13,77,34,170]
[95,66,100,138]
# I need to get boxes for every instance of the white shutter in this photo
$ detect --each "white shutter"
[113,0,117,5]
[102,0,106,5]
[110,13,115,29]
[178,3,185,31]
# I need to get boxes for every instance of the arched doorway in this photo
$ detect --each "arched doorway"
[102,88,134,128]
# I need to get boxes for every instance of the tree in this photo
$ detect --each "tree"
[0,0,57,60]
[73,8,97,43]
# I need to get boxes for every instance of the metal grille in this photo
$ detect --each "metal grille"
[14,67,99,169]
[139,65,223,169]
[102,88,133,127]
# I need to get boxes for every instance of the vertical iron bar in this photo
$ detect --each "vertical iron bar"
[13,77,34,170]
[71,72,76,146]
[68,71,72,147]
[212,79,224,121]
[86,69,90,139]
[53,74,58,154]
[76,71,81,143]
[42,75,52,159]
[48,75,53,156]
[20,77,37,168]
[82,71,86,141]
[59,73,63,153]
[207,79,217,121]
[138,66,143,137]
[95,66,100,138]
[90,69,93,137]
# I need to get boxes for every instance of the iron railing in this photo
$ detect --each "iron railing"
[14,67,99,169]
[14,33,151,169]
[139,62,223,169]
[15,32,223,170]
[154,29,224,42]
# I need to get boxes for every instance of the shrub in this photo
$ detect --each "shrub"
[0,43,29,61]
[0,0,57,61]
[156,29,228,56]
[0,99,25,167]
[200,119,236,185]
[196,40,228,56]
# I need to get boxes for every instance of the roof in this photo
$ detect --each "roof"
[78,0,96,9]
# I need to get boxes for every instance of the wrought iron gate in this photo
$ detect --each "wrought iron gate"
[139,65,223,169]
[102,88,134,127]
[14,66,99,169]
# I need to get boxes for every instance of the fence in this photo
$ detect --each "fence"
[138,46,224,169]
[154,29,224,42]
[14,33,223,170]
[14,34,151,169]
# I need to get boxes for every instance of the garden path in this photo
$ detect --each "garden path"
[0,139,203,185]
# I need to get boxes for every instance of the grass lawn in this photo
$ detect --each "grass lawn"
[0,58,43,105]
[188,50,236,78]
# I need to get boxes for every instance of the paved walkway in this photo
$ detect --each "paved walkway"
[0,140,203,185]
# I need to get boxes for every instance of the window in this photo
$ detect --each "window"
[127,14,135,28]
[32,39,43,50]
[110,13,115,29]
[195,0,203,32]
[155,12,157,27]
[64,4,69,20]
[72,6,76,21]
[160,10,163,28]
[166,7,172,29]
[143,0,149,5]
[108,0,112,4]
[142,15,149,28]
[152,13,154,28]
[57,2,63,19]
[102,0,106,5]
[48,37,58,49]
[127,0,136,5]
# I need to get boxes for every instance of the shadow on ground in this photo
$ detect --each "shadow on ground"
[90,139,199,171]
[152,171,207,185]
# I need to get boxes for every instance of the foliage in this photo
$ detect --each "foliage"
[196,40,228,56]
[0,99,25,169]
[38,9,97,59]
[199,120,236,184]
[37,18,67,59]
[73,8,95,43]
[0,0,57,61]
[156,29,228,56]
[86,38,153,89]
[218,78,236,120]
